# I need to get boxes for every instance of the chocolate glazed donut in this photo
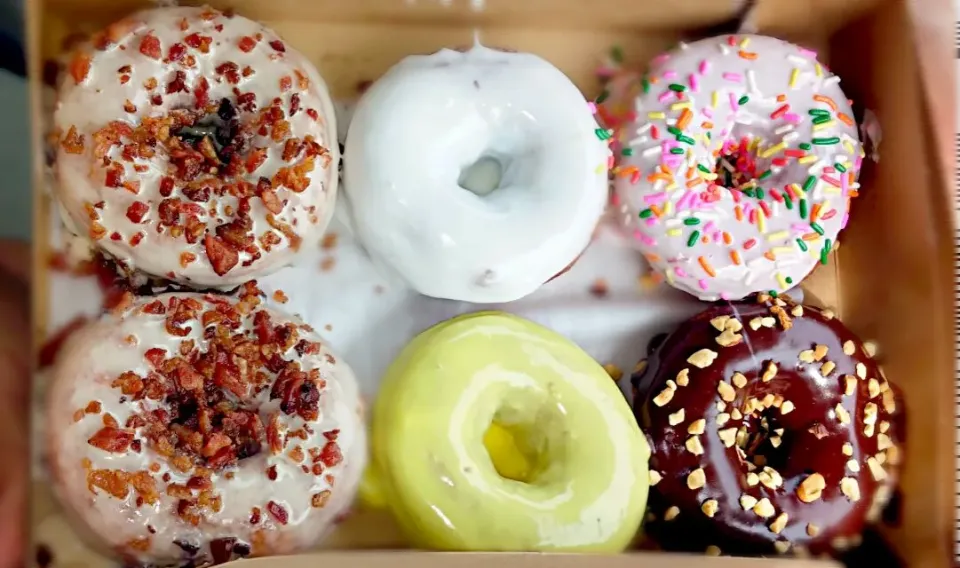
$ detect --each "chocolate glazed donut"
[631,295,903,557]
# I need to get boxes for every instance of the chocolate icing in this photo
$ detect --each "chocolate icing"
[631,295,903,557]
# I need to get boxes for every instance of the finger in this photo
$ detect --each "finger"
[0,465,26,568]
[0,239,31,285]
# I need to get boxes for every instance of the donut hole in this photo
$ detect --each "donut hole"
[165,386,268,465]
[738,410,793,472]
[170,98,242,171]
[481,402,568,484]
[458,155,505,197]
[713,135,767,192]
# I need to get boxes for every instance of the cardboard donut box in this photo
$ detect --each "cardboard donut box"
[27,0,955,566]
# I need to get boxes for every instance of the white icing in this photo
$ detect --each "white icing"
[605,35,864,301]
[45,292,365,564]
[54,7,339,288]
[344,44,610,303]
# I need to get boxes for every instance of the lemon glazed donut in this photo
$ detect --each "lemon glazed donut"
[54,6,339,288]
[344,44,610,303]
[45,284,365,566]
[602,35,864,301]
[366,312,650,552]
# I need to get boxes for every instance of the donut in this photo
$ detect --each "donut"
[630,295,902,557]
[54,6,339,288]
[45,284,365,565]
[601,35,864,301]
[367,312,650,551]
[344,44,610,303]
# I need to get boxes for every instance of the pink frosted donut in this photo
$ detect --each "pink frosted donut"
[601,35,864,301]
[54,6,339,288]
[45,285,365,565]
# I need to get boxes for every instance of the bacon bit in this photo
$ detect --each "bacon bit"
[125,201,150,223]
[167,70,188,94]
[273,290,288,304]
[215,62,241,85]
[266,414,284,454]
[123,100,137,113]
[184,33,212,53]
[266,501,288,525]
[88,427,134,453]
[180,252,197,268]
[319,441,342,468]
[238,36,257,52]
[159,176,175,197]
[305,108,318,121]
[194,76,210,110]
[89,222,107,241]
[294,69,310,90]
[68,52,91,84]
[104,165,124,188]
[290,94,302,116]
[245,148,268,173]
[139,34,162,59]
[129,471,159,505]
[282,138,303,162]
[311,490,332,508]
[144,348,168,368]
[112,371,144,395]
[204,234,240,276]
[87,469,130,499]
[60,126,85,154]
[257,184,283,215]
[235,91,257,112]
[168,43,187,62]
[269,40,286,52]
[270,120,291,142]
[279,76,292,92]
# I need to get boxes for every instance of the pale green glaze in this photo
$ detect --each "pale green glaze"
[369,311,651,552]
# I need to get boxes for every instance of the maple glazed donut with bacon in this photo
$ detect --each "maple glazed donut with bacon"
[631,295,903,557]
[601,35,864,301]
[54,6,338,288]
[45,285,365,565]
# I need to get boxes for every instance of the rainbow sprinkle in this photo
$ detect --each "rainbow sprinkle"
[595,34,865,299]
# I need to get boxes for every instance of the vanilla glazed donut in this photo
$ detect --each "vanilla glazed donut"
[601,35,864,301]
[631,295,902,557]
[45,285,365,566]
[367,312,650,552]
[344,44,610,303]
[54,6,339,288]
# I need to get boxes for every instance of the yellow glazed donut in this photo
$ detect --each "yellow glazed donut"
[366,312,651,552]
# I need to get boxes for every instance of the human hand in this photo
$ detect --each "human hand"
[0,239,31,568]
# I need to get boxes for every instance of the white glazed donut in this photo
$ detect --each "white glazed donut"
[45,285,365,565]
[344,44,610,303]
[54,6,339,288]
[602,35,864,301]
